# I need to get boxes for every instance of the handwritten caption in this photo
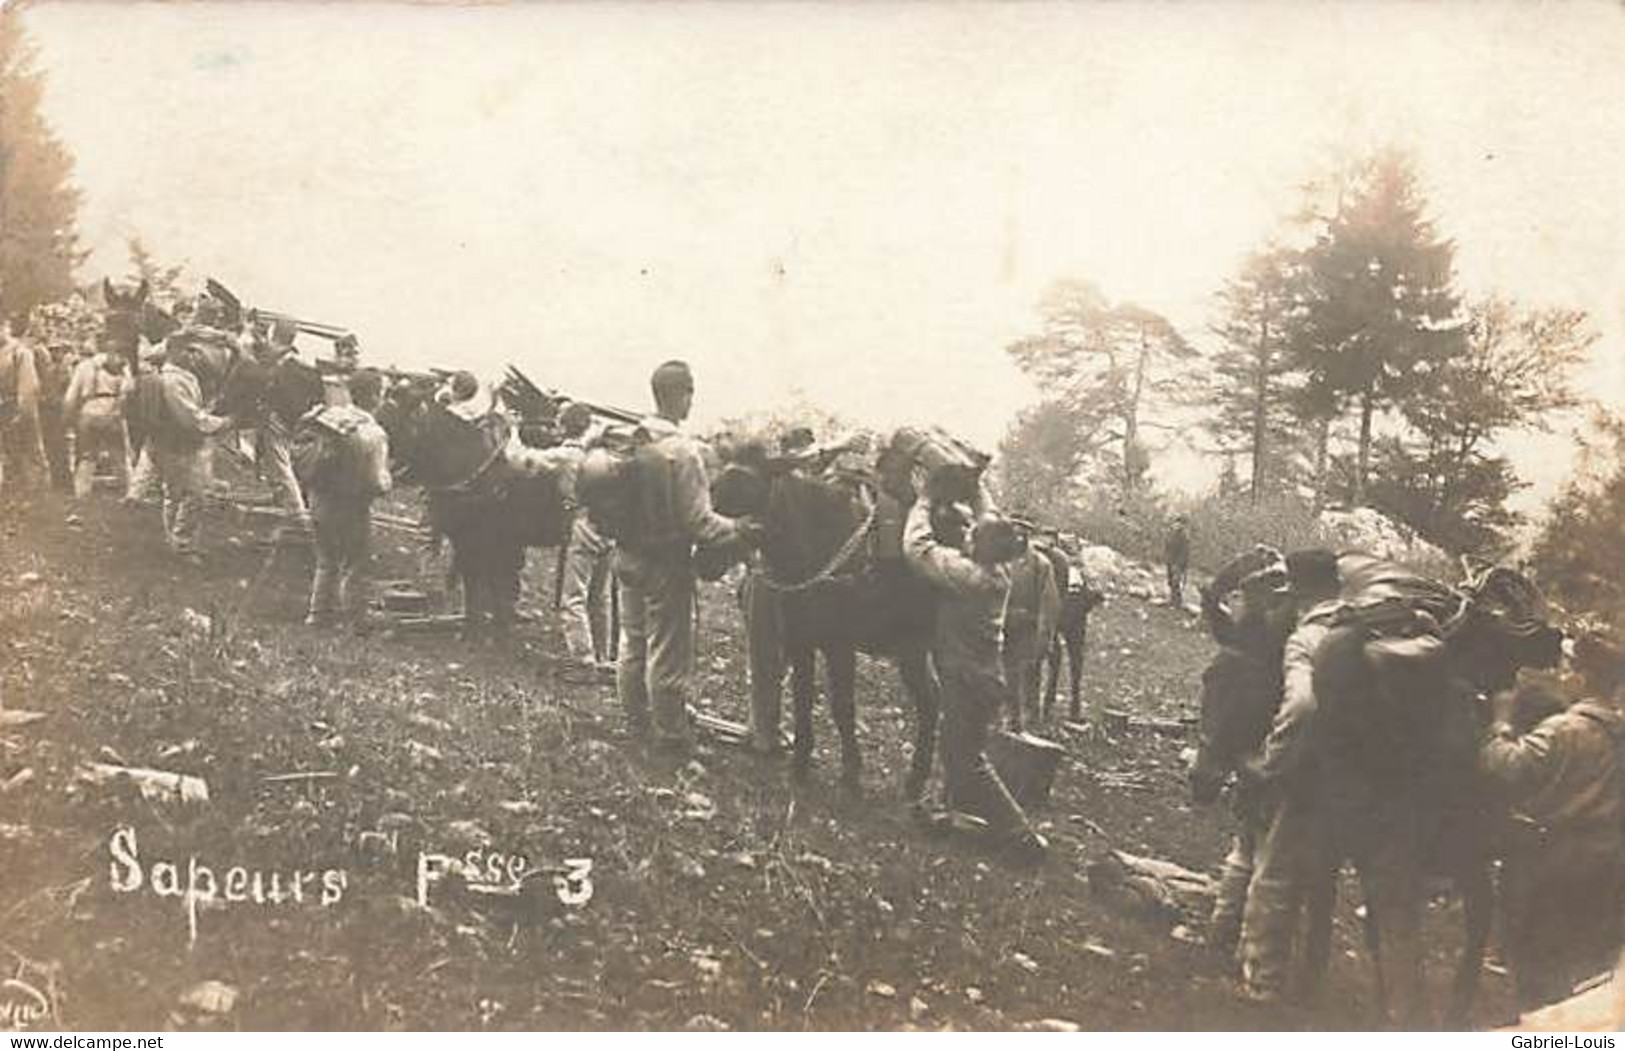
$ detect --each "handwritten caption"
[106,827,594,946]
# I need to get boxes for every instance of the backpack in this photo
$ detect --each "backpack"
[576,429,646,543]
[291,409,361,492]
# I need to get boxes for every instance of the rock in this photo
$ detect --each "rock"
[178,980,238,1015]
[1083,940,1117,961]
[731,851,757,870]
[408,712,453,735]
[684,1013,729,1031]
[965,986,986,1004]
[1010,950,1039,974]
[17,572,42,586]
[909,996,929,1021]
[498,800,540,815]
[866,980,897,999]
[1028,1019,1082,1032]
[446,820,491,848]
[681,791,717,820]
[0,710,47,729]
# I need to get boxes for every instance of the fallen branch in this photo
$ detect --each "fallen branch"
[1086,848,1215,929]
[78,763,209,805]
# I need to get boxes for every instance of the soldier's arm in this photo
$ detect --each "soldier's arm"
[1251,622,1325,783]
[365,425,393,498]
[62,362,88,423]
[1478,719,1558,799]
[162,374,229,436]
[903,500,987,595]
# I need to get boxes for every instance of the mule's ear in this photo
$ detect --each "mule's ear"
[102,278,118,306]
[135,280,150,304]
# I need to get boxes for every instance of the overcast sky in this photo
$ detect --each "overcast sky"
[21,0,1625,505]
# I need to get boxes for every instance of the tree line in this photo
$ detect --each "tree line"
[1000,148,1598,558]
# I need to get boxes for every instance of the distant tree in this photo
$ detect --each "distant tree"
[996,398,1101,522]
[1530,411,1625,620]
[1355,296,1593,552]
[125,237,188,308]
[1206,244,1310,502]
[0,6,82,323]
[1296,150,1465,505]
[1007,279,1197,493]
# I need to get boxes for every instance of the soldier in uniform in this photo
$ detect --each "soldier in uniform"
[614,361,754,753]
[63,335,134,498]
[905,499,1048,867]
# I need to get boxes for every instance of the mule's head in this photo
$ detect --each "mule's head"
[380,395,503,489]
[1450,563,1564,693]
[1189,645,1281,805]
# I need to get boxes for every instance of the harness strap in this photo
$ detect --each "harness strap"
[759,479,879,594]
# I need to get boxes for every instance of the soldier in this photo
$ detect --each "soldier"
[34,332,74,493]
[304,370,392,632]
[149,344,232,559]
[63,335,134,498]
[505,401,614,667]
[1480,635,1625,1011]
[1002,537,1061,732]
[0,317,48,501]
[257,318,314,533]
[1234,548,1343,1002]
[904,500,1048,867]
[615,360,753,753]
[1165,513,1191,607]
[554,403,615,668]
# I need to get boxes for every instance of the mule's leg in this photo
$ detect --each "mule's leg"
[1067,626,1085,723]
[1299,861,1338,1003]
[825,645,860,791]
[460,562,486,643]
[1360,869,1389,1022]
[1363,858,1427,1028]
[898,650,941,808]
[1445,863,1494,1028]
[790,650,817,782]
[1040,635,1060,723]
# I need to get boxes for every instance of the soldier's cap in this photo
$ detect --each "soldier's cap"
[558,401,593,436]
[449,370,480,401]
[1285,548,1340,597]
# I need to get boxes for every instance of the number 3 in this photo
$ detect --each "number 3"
[554,858,593,906]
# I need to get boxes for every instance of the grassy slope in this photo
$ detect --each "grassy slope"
[0,489,1514,1031]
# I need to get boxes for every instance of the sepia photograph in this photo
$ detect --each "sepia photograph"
[1,0,1624,1034]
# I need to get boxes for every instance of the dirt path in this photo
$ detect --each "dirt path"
[0,490,1515,1030]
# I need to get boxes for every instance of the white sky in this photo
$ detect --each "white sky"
[21,0,1625,506]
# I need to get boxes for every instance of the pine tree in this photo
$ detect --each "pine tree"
[1296,149,1464,505]
[1206,244,1309,502]
[0,6,81,324]
[1007,280,1197,494]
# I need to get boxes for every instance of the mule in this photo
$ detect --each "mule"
[381,399,569,641]
[1190,550,1562,1026]
[713,449,940,797]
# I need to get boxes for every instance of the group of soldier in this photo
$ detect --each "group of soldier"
[6,280,1623,1019]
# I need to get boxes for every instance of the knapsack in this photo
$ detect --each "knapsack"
[291,409,361,492]
[576,428,646,543]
